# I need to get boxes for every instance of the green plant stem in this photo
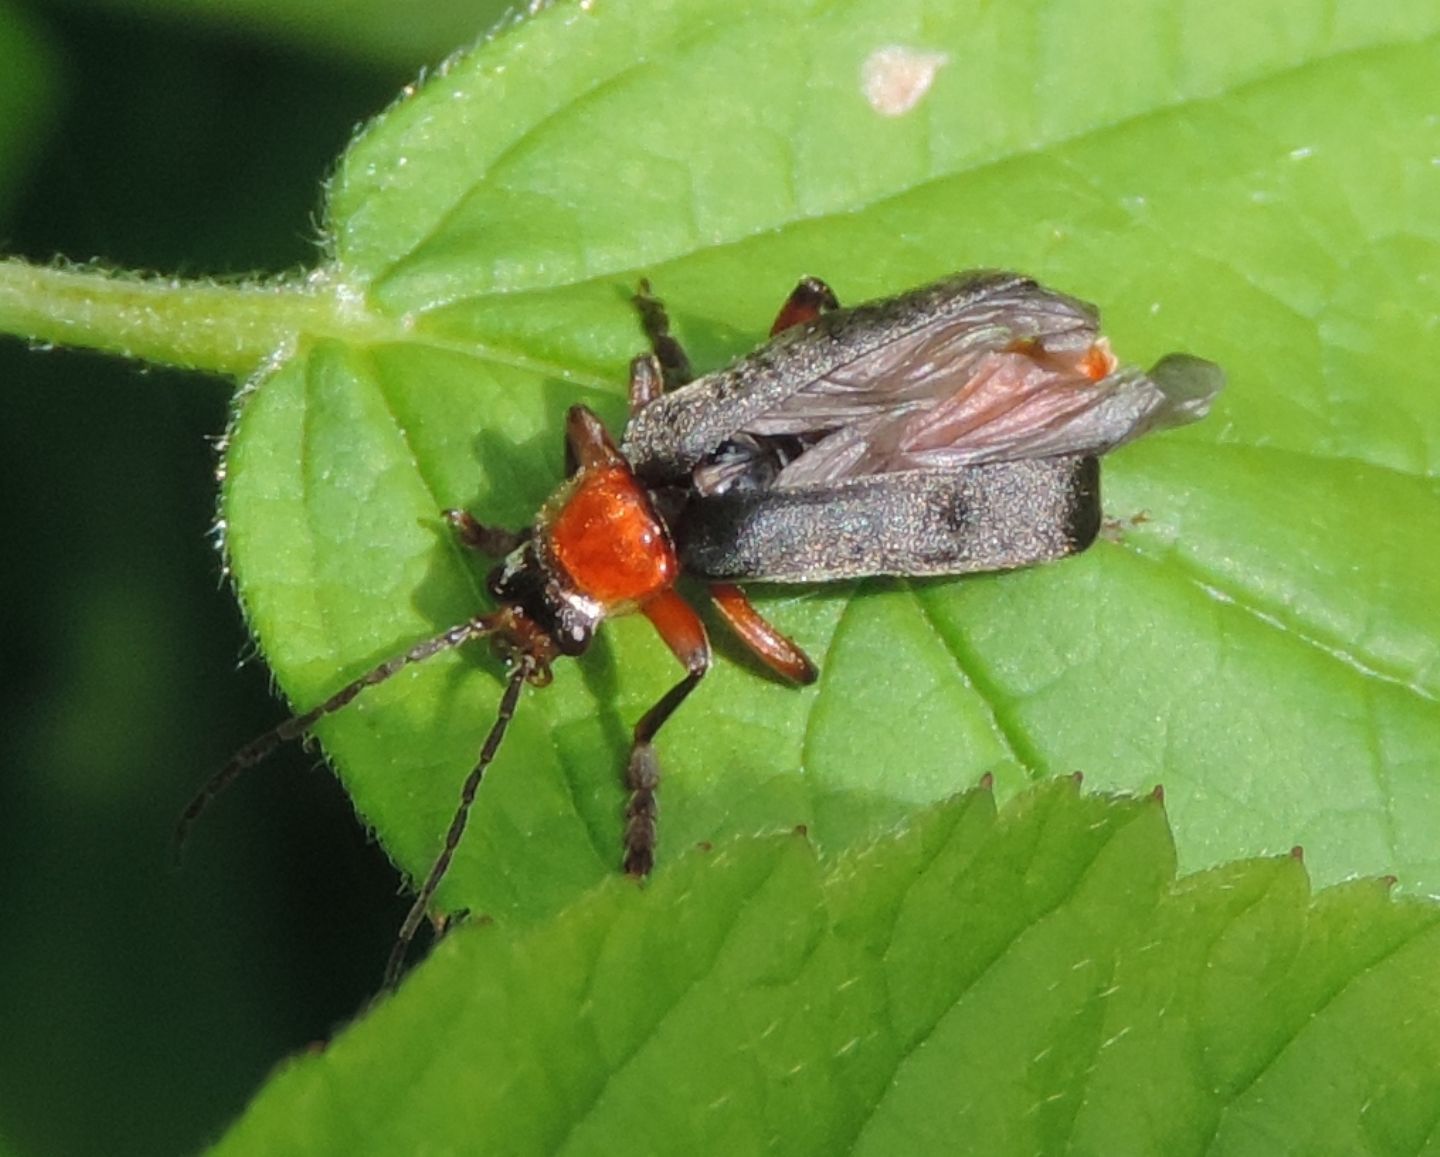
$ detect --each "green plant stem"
[0,259,344,379]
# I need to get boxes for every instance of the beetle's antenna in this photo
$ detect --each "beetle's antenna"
[384,658,531,989]
[173,612,510,862]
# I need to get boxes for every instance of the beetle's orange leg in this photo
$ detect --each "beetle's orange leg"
[443,510,525,557]
[633,279,693,392]
[709,582,817,685]
[625,588,712,876]
[631,275,841,410]
[564,403,626,477]
[769,276,840,336]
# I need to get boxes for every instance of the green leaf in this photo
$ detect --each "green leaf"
[1,5,1438,1143]
[210,782,1440,1154]
[2,0,1437,964]
[218,0,1440,926]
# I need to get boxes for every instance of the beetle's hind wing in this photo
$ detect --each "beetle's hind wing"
[752,340,1224,489]
[621,270,1065,485]
[1141,353,1227,433]
[622,270,1222,497]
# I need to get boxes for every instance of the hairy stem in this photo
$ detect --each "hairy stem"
[0,259,352,379]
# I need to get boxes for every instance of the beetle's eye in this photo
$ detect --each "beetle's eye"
[555,613,592,657]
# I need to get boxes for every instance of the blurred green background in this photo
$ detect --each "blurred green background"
[0,2,511,1153]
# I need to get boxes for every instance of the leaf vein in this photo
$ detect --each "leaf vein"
[1110,534,1440,706]
[1205,912,1440,1147]
[906,581,1043,777]
[843,797,1152,1153]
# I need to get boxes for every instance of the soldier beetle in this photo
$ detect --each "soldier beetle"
[179,270,1223,985]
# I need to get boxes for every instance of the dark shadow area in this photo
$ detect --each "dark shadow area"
[0,7,416,1155]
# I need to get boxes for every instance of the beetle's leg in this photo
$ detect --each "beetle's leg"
[769,276,840,336]
[1100,510,1151,543]
[626,589,712,876]
[443,510,525,557]
[708,582,817,685]
[628,353,666,416]
[384,659,532,988]
[564,403,626,476]
[633,279,694,390]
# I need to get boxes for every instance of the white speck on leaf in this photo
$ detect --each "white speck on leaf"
[861,45,950,117]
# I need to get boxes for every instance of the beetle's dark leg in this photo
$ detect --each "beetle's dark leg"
[1100,510,1151,543]
[174,611,512,860]
[626,589,712,876]
[628,353,666,416]
[633,279,694,390]
[708,582,817,685]
[443,510,525,557]
[769,276,840,336]
[384,659,532,988]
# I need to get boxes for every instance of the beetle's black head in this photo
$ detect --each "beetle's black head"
[486,539,598,658]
